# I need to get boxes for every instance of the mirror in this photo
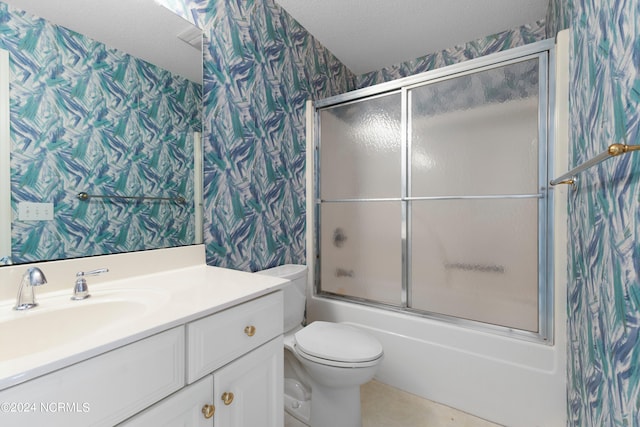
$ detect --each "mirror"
[0,0,203,266]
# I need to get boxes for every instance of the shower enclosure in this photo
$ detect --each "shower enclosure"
[313,41,554,342]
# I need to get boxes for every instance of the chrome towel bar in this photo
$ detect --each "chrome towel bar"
[550,143,640,187]
[77,192,186,204]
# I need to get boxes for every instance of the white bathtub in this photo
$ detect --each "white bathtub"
[307,293,566,427]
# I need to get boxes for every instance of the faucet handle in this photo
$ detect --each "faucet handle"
[76,268,109,278]
[72,268,109,300]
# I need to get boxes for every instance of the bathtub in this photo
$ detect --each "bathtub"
[306,291,566,427]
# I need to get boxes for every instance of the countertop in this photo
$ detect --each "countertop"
[0,264,288,391]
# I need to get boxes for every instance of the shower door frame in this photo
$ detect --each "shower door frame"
[312,39,557,344]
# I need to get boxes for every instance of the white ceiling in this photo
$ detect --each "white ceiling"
[275,0,548,74]
[3,0,548,83]
[3,0,203,83]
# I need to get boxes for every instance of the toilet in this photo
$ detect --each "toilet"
[256,264,383,427]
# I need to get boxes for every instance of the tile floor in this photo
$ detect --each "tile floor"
[284,380,502,427]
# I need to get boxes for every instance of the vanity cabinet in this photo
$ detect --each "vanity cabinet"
[120,290,284,427]
[121,337,283,427]
[0,327,185,427]
[0,291,284,427]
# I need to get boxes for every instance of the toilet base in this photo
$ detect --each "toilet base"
[284,393,311,425]
[285,378,311,425]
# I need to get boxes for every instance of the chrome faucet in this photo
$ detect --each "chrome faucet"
[72,268,108,300]
[14,267,48,310]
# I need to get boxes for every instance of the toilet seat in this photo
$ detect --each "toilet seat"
[294,321,383,368]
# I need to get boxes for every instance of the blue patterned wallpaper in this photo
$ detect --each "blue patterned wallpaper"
[0,2,202,263]
[356,20,546,89]
[545,0,572,38]
[159,0,357,271]
[549,0,640,425]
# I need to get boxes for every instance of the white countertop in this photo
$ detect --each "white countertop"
[0,264,288,391]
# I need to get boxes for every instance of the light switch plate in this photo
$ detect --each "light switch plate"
[18,202,54,221]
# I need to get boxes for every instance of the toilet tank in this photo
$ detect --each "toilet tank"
[255,264,308,333]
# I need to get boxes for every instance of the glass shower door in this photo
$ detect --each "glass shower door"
[407,58,545,332]
[318,92,403,306]
[314,45,552,340]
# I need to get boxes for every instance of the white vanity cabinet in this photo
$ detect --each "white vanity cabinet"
[0,290,284,427]
[121,337,283,427]
[0,327,185,427]
[119,290,284,427]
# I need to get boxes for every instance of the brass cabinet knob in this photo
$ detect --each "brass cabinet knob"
[202,404,215,419]
[244,325,256,337]
[221,391,234,405]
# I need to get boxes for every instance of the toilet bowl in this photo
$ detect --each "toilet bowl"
[256,265,383,427]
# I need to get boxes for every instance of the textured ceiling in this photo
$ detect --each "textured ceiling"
[3,0,203,83]
[3,1,548,82]
[275,0,548,74]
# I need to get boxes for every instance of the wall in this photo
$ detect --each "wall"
[160,0,357,271]
[0,2,201,264]
[548,0,640,425]
[356,20,546,89]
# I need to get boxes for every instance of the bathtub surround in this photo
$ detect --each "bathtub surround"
[0,2,201,263]
[548,0,640,425]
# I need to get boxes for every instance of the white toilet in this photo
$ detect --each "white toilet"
[256,264,383,427]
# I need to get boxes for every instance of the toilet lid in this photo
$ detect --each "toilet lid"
[294,321,383,363]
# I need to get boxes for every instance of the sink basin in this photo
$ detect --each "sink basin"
[0,289,168,361]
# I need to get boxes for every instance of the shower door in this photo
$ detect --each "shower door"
[314,43,553,341]
[317,92,403,306]
[407,58,544,333]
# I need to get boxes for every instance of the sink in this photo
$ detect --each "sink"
[0,289,169,361]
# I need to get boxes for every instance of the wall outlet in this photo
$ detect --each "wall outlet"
[18,202,54,221]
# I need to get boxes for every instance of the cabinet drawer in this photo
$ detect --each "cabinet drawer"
[187,291,283,383]
[0,327,185,427]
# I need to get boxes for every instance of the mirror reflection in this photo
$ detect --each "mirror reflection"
[0,0,203,266]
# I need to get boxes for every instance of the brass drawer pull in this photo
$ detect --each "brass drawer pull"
[222,391,234,405]
[244,325,256,337]
[202,404,215,419]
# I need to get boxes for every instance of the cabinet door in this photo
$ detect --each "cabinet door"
[214,336,283,427]
[118,376,214,427]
